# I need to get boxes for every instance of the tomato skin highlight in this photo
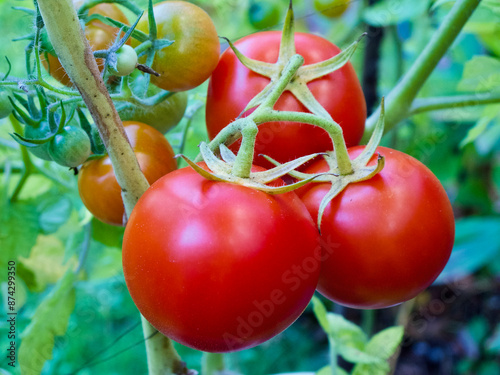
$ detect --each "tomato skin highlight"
[206,31,366,168]
[77,121,176,226]
[298,146,455,309]
[122,166,321,352]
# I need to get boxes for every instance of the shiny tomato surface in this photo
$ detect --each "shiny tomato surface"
[206,31,366,168]
[123,165,321,352]
[298,146,455,309]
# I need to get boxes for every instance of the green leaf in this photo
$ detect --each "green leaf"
[365,326,404,359]
[91,218,124,248]
[38,196,73,234]
[19,271,76,375]
[460,116,492,148]
[434,217,500,284]
[327,313,368,347]
[339,345,383,365]
[326,314,379,365]
[0,201,39,283]
[351,361,391,375]
[316,366,349,375]
[483,0,500,16]
[311,296,330,334]
[86,245,122,280]
[457,56,500,93]
[486,323,500,354]
[363,0,430,26]
[18,235,78,292]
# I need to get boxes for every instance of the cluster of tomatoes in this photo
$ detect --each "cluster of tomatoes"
[32,0,455,353]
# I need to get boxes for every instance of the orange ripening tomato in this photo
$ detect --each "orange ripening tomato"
[77,121,177,226]
[132,1,220,92]
[41,0,129,86]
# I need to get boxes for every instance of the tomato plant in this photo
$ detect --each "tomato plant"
[297,146,455,309]
[41,0,129,86]
[122,164,320,352]
[48,125,91,167]
[313,0,350,18]
[206,31,366,168]
[78,120,177,226]
[133,1,220,92]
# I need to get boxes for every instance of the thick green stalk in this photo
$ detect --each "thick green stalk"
[231,120,258,178]
[329,337,338,375]
[202,352,225,375]
[410,92,500,115]
[363,0,482,140]
[36,1,184,374]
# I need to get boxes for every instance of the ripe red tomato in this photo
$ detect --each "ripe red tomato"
[42,0,129,86]
[78,121,177,226]
[297,146,455,309]
[133,1,220,92]
[206,31,366,168]
[122,165,320,352]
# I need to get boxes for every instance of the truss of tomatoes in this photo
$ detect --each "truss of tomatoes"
[121,20,454,354]
[122,149,454,352]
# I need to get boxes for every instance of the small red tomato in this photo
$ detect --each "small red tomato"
[78,121,177,226]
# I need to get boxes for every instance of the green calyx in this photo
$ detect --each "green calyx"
[266,98,387,230]
[224,5,365,122]
[183,2,369,194]
[178,142,324,194]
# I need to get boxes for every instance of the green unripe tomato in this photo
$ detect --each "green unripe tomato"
[248,0,281,29]
[0,90,13,119]
[110,45,138,77]
[314,0,350,18]
[118,91,188,134]
[49,126,91,167]
[24,122,54,161]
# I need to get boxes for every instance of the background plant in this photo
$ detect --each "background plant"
[0,0,500,374]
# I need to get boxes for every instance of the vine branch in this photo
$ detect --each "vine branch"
[363,0,482,140]
[36,0,184,374]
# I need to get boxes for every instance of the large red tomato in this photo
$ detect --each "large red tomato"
[298,146,455,309]
[206,31,366,168]
[122,166,320,352]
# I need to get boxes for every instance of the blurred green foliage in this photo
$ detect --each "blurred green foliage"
[0,0,499,374]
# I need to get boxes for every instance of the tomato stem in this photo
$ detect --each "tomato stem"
[9,114,36,202]
[231,120,258,178]
[262,110,354,176]
[202,352,225,375]
[36,0,185,373]
[409,92,500,115]
[363,0,481,139]
[134,40,154,56]
[329,336,338,375]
